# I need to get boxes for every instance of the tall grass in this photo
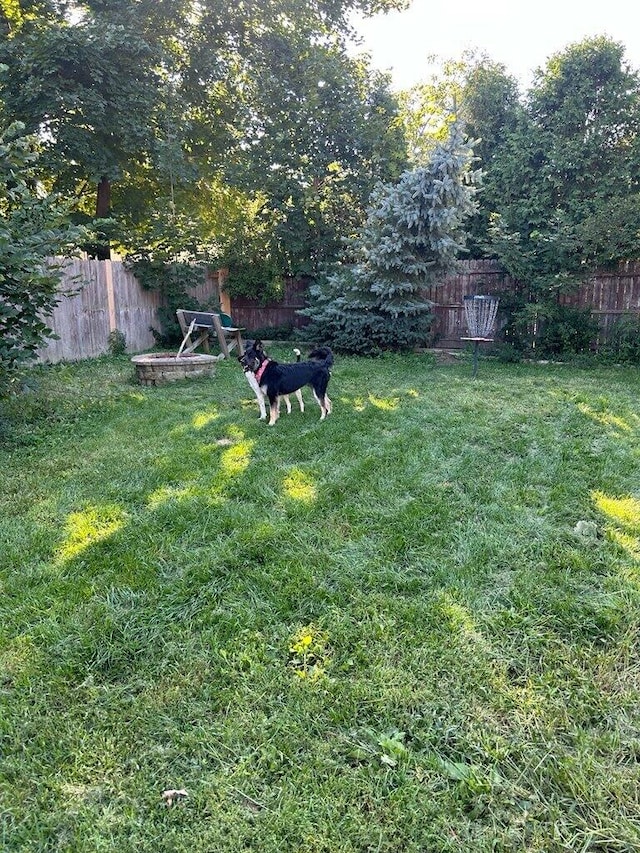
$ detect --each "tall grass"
[1,351,639,852]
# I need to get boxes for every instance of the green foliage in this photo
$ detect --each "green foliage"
[127,254,214,348]
[399,53,483,164]
[485,37,640,357]
[107,329,127,356]
[224,258,285,303]
[457,57,521,256]
[483,37,640,275]
[0,122,84,391]
[302,124,478,354]
[0,0,409,280]
[0,7,165,212]
[489,341,522,363]
[600,313,640,364]
[216,199,287,302]
[302,268,435,356]
[224,37,408,279]
[492,283,600,358]
[123,211,220,346]
[534,303,599,357]
[512,301,598,358]
[247,322,296,341]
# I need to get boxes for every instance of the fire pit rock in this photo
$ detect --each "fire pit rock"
[131,352,219,387]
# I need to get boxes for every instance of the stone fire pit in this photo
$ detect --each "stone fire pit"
[131,352,219,386]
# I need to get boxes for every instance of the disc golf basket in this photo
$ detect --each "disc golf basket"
[461,295,499,377]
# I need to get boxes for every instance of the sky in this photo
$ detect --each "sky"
[349,0,640,91]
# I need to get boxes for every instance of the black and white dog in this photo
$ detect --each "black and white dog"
[241,346,305,420]
[239,340,333,426]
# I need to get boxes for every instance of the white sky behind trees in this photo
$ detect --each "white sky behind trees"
[349,0,640,90]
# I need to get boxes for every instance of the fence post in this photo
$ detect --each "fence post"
[104,259,117,333]
[217,268,231,315]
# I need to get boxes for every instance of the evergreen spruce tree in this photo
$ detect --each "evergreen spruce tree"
[302,124,479,354]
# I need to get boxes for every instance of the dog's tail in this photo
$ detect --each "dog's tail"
[293,348,301,362]
[308,345,334,368]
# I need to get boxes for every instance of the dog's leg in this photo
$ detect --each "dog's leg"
[312,390,328,420]
[295,389,305,413]
[268,395,280,426]
[283,395,292,414]
[245,371,267,419]
[324,394,332,414]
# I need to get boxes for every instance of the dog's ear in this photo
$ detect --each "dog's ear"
[255,340,263,351]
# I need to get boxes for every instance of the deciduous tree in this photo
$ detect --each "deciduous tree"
[487,37,640,354]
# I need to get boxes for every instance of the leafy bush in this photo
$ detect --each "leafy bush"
[247,323,296,341]
[224,258,285,303]
[122,210,220,347]
[600,313,640,364]
[496,297,599,358]
[127,255,212,346]
[107,330,127,356]
[490,342,522,363]
[535,303,599,356]
[0,122,85,393]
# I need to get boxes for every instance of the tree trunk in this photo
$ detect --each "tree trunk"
[96,175,111,217]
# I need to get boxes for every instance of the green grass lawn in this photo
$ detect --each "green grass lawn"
[1,350,639,852]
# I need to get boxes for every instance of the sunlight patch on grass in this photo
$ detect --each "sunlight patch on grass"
[147,484,198,508]
[347,395,367,412]
[436,592,489,650]
[501,678,552,727]
[0,635,38,684]
[437,592,476,633]
[577,402,633,432]
[220,439,254,477]
[192,409,220,430]
[340,394,400,412]
[593,491,640,530]
[610,531,640,567]
[283,468,317,503]
[57,504,127,561]
[59,782,97,803]
[369,394,400,411]
[593,490,639,568]
[288,624,331,680]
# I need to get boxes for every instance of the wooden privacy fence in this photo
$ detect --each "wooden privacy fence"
[36,259,218,363]
[422,260,515,348]
[422,259,640,348]
[228,277,310,333]
[36,258,640,362]
[227,260,640,348]
[557,261,640,346]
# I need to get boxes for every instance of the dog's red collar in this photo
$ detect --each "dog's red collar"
[255,359,270,384]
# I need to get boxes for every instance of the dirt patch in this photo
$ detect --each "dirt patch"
[421,348,462,365]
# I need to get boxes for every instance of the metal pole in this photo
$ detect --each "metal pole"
[473,341,479,378]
